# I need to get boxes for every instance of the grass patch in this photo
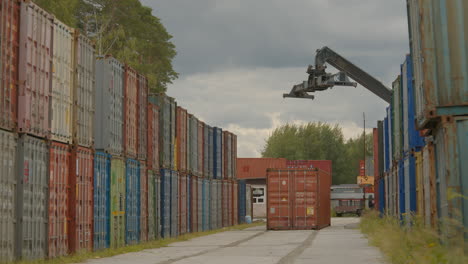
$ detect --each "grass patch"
[11,222,265,264]
[360,210,467,264]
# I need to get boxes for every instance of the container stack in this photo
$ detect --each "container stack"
[374,1,468,239]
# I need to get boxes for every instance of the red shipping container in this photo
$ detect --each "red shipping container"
[197,121,204,177]
[237,158,287,179]
[373,128,379,208]
[140,161,148,241]
[222,180,229,227]
[190,176,198,232]
[137,74,148,160]
[179,174,188,234]
[266,168,331,230]
[18,1,51,137]
[68,146,93,253]
[176,107,187,172]
[0,0,19,131]
[286,160,332,176]
[123,66,138,158]
[147,102,159,170]
[232,181,238,225]
[232,134,237,179]
[48,142,70,258]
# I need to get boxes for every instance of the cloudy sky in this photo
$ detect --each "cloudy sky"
[141,0,409,157]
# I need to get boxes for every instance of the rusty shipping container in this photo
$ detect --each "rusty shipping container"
[407,0,468,127]
[73,32,95,147]
[18,1,51,138]
[68,146,93,253]
[190,176,198,232]
[0,130,16,262]
[286,160,332,176]
[147,102,159,170]
[197,121,204,177]
[237,158,287,179]
[176,107,187,172]
[123,66,138,158]
[51,18,74,143]
[188,115,198,176]
[232,134,237,179]
[0,0,19,131]
[110,157,125,248]
[137,74,148,160]
[223,132,232,179]
[179,174,188,235]
[15,135,48,261]
[203,125,210,178]
[232,181,238,225]
[266,169,331,230]
[140,161,148,242]
[197,176,202,231]
[94,56,124,155]
[48,142,70,258]
[149,94,174,169]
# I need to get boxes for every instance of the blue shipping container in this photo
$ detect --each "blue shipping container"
[94,152,111,250]
[238,180,246,224]
[402,55,424,153]
[398,160,405,219]
[171,171,179,237]
[378,178,385,214]
[160,169,171,238]
[125,159,140,244]
[213,127,223,179]
[384,117,389,172]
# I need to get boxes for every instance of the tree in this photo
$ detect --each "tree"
[261,122,373,185]
[33,0,178,92]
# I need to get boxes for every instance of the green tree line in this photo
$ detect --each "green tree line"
[33,0,177,93]
[261,123,373,185]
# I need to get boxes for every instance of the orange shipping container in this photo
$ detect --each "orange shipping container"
[237,158,287,179]
[266,168,330,230]
[48,142,70,258]
[68,147,93,253]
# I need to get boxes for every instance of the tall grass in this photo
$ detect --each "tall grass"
[360,211,466,264]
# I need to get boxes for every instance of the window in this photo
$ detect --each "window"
[253,187,265,204]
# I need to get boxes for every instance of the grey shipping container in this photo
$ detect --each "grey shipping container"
[392,76,402,160]
[0,130,17,262]
[15,135,48,261]
[232,134,237,179]
[204,125,209,178]
[217,181,222,229]
[188,115,198,176]
[73,31,95,147]
[95,56,124,155]
[170,171,179,237]
[147,170,158,240]
[150,95,174,169]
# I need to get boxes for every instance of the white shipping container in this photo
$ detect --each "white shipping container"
[51,19,74,143]
[73,32,95,147]
[0,130,17,263]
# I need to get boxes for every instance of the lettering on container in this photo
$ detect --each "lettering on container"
[307,207,314,215]
[270,207,275,213]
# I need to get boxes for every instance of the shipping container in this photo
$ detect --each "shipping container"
[222,180,229,227]
[198,121,204,177]
[203,125,209,178]
[95,56,124,155]
[237,158,287,179]
[140,161,148,242]
[383,117,389,172]
[170,98,176,170]
[93,152,111,250]
[0,0,19,131]
[179,174,188,235]
[232,134,237,179]
[148,170,161,240]
[137,74,148,160]
[392,76,402,160]
[197,176,203,231]
[227,180,233,226]
[73,32,95,147]
[187,175,191,233]
[0,130,16,262]
[176,107,187,172]
[50,19,74,143]
[422,143,437,228]
[150,95,174,169]
[266,168,331,230]
[160,169,171,238]
[110,157,125,248]
[372,128,380,209]
[123,66,138,158]
[238,180,246,224]
[407,0,468,128]
[18,1,51,138]
[398,160,405,218]
[15,135,48,261]
[401,55,424,153]
[210,180,217,229]
[171,171,179,237]
[246,184,252,220]
[403,154,417,224]
[68,146,94,253]
[223,132,232,179]
[217,180,222,229]
[232,181,238,225]
[415,151,424,218]
[202,179,210,231]
[377,121,384,177]
[213,127,223,179]
[147,102,159,170]
[125,159,140,244]
[208,126,214,179]
[434,117,468,233]
[190,176,198,232]
[48,142,70,258]
[188,115,198,176]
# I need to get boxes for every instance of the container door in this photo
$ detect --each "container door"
[292,171,317,229]
[267,170,292,229]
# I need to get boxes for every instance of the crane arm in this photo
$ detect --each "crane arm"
[314,47,392,103]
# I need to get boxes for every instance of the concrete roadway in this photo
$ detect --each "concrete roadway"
[80,218,385,264]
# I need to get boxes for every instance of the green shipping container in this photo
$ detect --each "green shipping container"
[110,157,125,248]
